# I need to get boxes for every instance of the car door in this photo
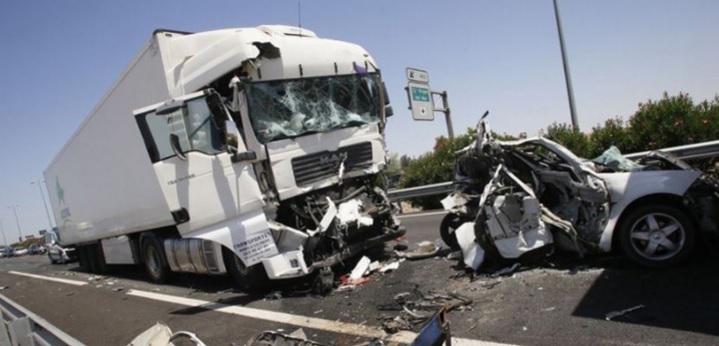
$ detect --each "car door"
[133,90,276,265]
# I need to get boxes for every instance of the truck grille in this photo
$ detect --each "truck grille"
[292,142,373,186]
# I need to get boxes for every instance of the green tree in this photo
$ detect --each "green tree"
[544,122,593,158]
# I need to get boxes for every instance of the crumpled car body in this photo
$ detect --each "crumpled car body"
[442,117,719,269]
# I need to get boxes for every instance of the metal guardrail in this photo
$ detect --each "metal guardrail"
[387,181,453,201]
[0,293,84,346]
[388,139,719,201]
[623,139,719,160]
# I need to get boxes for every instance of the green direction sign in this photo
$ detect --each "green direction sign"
[407,81,434,121]
[411,86,430,102]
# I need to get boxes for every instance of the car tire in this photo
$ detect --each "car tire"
[223,247,268,293]
[140,233,171,284]
[440,213,463,251]
[618,204,696,268]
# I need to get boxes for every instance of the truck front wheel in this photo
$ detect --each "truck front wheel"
[141,234,171,284]
[222,247,268,293]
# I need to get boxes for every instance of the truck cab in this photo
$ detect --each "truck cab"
[128,26,403,290]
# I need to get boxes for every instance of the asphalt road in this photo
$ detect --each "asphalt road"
[1,211,718,345]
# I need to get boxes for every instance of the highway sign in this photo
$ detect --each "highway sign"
[408,81,434,121]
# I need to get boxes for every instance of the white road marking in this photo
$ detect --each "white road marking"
[127,289,511,345]
[9,270,88,286]
[396,210,447,219]
[6,270,512,345]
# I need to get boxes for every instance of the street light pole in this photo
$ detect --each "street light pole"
[8,205,22,243]
[552,0,579,130]
[0,219,8,247]
[32,179,54,229]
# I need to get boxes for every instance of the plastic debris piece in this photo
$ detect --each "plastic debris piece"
[349,256,371,280]
[605,304,645,321]
[379,261,401,274]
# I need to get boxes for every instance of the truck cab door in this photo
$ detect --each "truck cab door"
[133,90,276,266]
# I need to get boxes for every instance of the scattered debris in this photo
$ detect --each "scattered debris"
[113,287,125,292]
[0,286,8,290]
[264,291,283,300]
[490,263,521,278]
[129,322,207,346]
[378,260,401,274]
[379,289,472,334]
[605,304,645,321]
[542,307,557,312]
[245,329,325,346]
[395,241,440,260]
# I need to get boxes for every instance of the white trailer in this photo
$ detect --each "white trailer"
[45,26,403,292]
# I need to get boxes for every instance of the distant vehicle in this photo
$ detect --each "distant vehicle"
[45,230,75,264]
[13,247,28,256]
[28,243,46,255]
[0,248,11,258]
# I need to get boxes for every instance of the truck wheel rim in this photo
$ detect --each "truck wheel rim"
[146,247,161,276]
[629,212,685,261]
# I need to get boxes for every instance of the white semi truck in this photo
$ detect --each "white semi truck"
[45,25,403,292]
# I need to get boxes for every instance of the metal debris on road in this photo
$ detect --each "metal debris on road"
[379,289,472,334]
[490,263,520,278]
[605,304,645,321]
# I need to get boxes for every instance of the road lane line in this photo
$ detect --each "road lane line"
[4,271,509,345]
[127,289,510,346]
[8,271,88,286]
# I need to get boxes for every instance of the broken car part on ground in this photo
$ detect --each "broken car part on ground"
[441,112,719,271]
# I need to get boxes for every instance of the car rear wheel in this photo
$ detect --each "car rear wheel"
[618,204,695,267]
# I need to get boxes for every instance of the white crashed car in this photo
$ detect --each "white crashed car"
[443,117,718,270]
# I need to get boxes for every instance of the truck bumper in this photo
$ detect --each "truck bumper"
[261,226,406,280]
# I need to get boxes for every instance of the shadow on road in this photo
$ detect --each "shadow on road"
[572,252,719,336]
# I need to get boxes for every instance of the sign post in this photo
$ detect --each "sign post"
[405,67,454,138]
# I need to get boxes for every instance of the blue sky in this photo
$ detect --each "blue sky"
[1,0,718,241]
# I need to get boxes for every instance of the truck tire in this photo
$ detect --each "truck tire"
[618,204,696,268]
[222,247,268,293]
[140,233,171,284]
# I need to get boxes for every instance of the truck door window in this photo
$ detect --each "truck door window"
[139,97,226,162]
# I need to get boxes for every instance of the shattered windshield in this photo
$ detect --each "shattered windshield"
[246,73,381,143]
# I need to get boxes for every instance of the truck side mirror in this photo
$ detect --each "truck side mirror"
[170,133,187,160]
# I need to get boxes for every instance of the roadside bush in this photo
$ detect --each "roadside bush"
[543,122,593,158]
[589,117,633,157]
